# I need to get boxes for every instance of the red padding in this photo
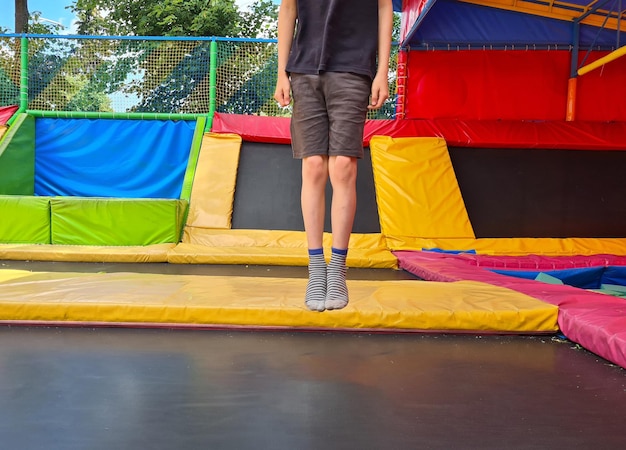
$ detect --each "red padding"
[395,250,626,370]
[405,50,626,122]
[212,113,626,150]
[0,105,18,125]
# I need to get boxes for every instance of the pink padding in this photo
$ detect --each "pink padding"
[0,105,18,125]
[211,113,626,150]
[453,253,626,270]
[395,250,626,369]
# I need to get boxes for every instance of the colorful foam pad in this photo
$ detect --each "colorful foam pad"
[395,250,626,369]
[176,133,396,268]
[0,269,558,333]
[369,135,626,256]
[50,197,188,246]
[0,114,35,195]
[172,230,397,268]
[184,132,241,230]
[369,135,475,244]
[0,196,51,244]
[0,244,174,263]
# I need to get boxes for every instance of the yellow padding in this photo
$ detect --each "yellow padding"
[183,228,386,248]
[0,244,174,263]
[0,125,6,140]
[385,236,626,256]
[0,271,558,332]
[184,133,241,231]
[0,270,37,283]
[173,229,397,268]
[169,244,397,268]
[370,135,475,239]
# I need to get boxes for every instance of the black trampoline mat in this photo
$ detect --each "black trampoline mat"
[232,142,380,233]
[0,326,624,450]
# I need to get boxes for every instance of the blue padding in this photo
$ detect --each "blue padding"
[35,119,196,199]
[492,266,610,290]
[409,1,625,48]
[601,266,626,287]
[423,248,476,254]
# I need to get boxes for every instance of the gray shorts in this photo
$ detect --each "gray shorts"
[290,72,371,159]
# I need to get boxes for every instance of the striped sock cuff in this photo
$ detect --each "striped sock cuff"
[331,247,348,256]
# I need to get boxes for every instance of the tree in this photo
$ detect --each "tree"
[70,0,241,37]
[238,0,278,39]
[15,0,29,33]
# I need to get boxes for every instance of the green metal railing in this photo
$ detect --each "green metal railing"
[0,34,398,130]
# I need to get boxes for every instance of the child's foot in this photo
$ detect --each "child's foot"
[305,249,326,312]
[325,248,349,310]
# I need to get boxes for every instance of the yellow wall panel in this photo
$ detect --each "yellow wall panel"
[184,133,241,233]
[370,135,475,240]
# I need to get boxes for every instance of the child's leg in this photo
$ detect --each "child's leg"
[301,155,328,249]
[302,155,329,311]
[325,155,357,310]
[327,156,357,249]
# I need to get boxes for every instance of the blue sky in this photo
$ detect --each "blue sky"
[1,0,266,33]
[1,0,75,32]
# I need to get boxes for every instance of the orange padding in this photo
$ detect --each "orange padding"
[0,270,558,332]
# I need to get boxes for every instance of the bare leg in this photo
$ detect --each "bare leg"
[301,155,329,311]
[328,156,357,248]
[301,155,329,248]
[325,155,357,310]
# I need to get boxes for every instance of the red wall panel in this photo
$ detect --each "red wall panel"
[405,50,626,122]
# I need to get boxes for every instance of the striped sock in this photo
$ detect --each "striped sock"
[305,248,326,312]
[325,247,349,310]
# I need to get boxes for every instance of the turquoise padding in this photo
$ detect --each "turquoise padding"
[0,195,51,244]
[50,197,188,246]
[35,118,196,198]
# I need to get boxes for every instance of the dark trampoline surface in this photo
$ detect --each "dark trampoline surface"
[0,327,624,450]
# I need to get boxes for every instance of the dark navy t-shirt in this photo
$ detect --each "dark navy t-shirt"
[286,0,379,79]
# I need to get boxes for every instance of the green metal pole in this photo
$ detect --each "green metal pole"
[6,36,28,127]
[20,36,28,111]
[206,39,218,132]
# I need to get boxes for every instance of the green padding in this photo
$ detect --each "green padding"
[0,195,51,244]
[0,114,36,195]
[50,197,188,246]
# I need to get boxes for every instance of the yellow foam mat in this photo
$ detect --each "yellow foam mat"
[370,135,475,240]
[168,244,397,268]
[185,133,241,230]
[0,125,6,141]
[0,270,558,332]
[172,230,397,268]
[384,236,626,256]
[0,269,37,283]
[0,244,174,262]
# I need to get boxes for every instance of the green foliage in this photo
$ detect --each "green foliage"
[69,0,280,38]
[71,0,243,37]
[28,12,67,35]
[238,0,279,39]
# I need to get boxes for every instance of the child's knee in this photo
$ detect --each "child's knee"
[330,156,357,183]
[302,155,328,181]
